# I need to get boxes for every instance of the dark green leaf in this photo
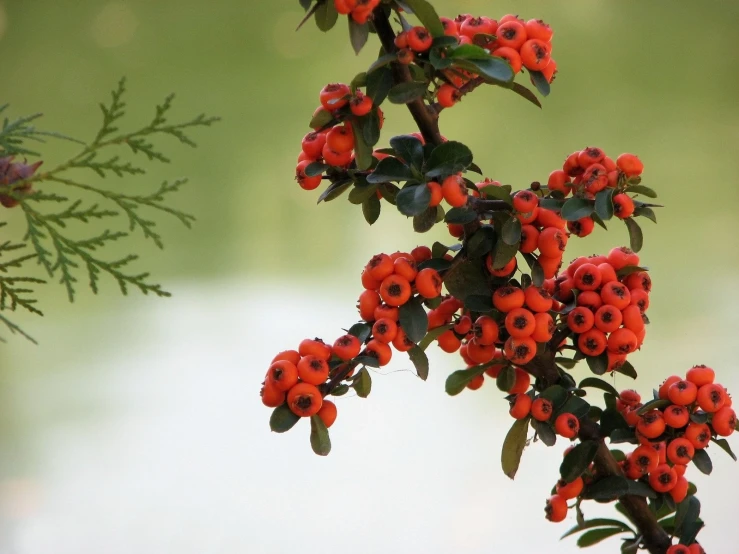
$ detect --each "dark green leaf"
[529,70,550,96]
[444,207,477,224]
[627,185,658,198]
[443,258,490,303]
[505,82,542,109]
[367,157,414,183]
[399,296,428,343]
[561,197,595,221]
[352,118,374,170]
[609,428,637,444]
[690,411,709,424]
[601,408,629,436]
[711,438,737,461]
[579,377,619,397]
[532,419,556,446]
[353,367,372,397]
[467,226,495,258]
[417,257,452,272]
[675,496,700,538]
[317,179,351,203]
[314,0,338,32]
[348,18,369,54]
[407,345,429,380]
[299,0,312,10]
[692,449,713,475]
[305,162,328,177]
[541,385,569,409]
[595,189,615,221]
[425,141,473,178]
[576,528,626,547]
[403,0,444,37]
[614,360,638,379]
[330,384,350,396]
[582,476,630,501]
[624,217,644,253]
[418,323,454,351]
[468,162,483,174]
[348,322,372,343]
[362,109,381,146]
[561,518,633,539]
[448,44,490,59]
[615,265,649,278]
[586,353,609,376]
[309,414,332,455]
[633,205,657,223]
[501,417,530,479]
[636,398,670,415]
[502,216,522,246]
[348,181,378,204]
[413,206,438,233]
[464,294,494,313]
[453,57,514,84]
[390,134,425,170]
[496,364,516,392]
[396,184,431,216]
[626,480,657,498]
[679,519,704,547]
[555,357,579,370]
[378,183,399,204]
[560,440,599,482]
[353,355,380,368]
[366,66,393,105]
[531,260,545,287]
[367,53,398,74]
[491,238,519,270]
[445,364,488,395]
[559,395,591,420]
[479,185,513,204]
[269,404,301,433]
[350,71,367,91]
[309,108,334,130]
[539,197,565,210]
[362,193,381,224]
[387,81,428,104]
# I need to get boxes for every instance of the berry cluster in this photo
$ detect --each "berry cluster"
[548,147,645,237]
[547,247,650,367]
[431,14,557,108]
[296,83,382,190]
[334,0,381,24]
[0,156,41,208]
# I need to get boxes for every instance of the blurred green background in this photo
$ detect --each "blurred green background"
[0,1,738,553]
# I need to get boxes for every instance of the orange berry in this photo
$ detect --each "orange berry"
[525,19,553,41]
[531,397,553,421]
[299,338,332,361]
[648,464,677,493]
[531,312,554,343]
[669,476,689,504]
[416,268,443,299]
[572,263,602,291]
[667,380,698,406]
[597,262,618,285]
[538,227,568,258]
[349,91,373,116]
[555,413,579,439]
[372,318,398,344]
[696,383,726,413]
[393,256,418,282]
[607,327,638,355]
[520,39,551,71]
[374,303,399,322]
[577,290,603,311]
[287,382,323,417]
[332,334,362,361]
[319,83,350,110]
[594,304,623,333]
[686,365,715,387]
[567,217,594,238]
[630,288,650,312]
[504,336,537,365]
[317,399,338,428]
[524,286,553,313]
[493,286,525,312]
[261,381,286,408]
[365,339,392,366]
[358,289,381,321]
[513,190,539,213]
[267,360,299,392]
[578,147,606,168]
[441,174,469,208]
[467,374,485,390]
[659,375,682,400]
[712,406,736,437]
[667,437,695,465]
[509,393,532,419]
[618,389,642,409]
[545,495,568,522]
[621,304,646,334]
[684,422,711,449]
[567,307,594,334]
[272,349,301,366]
[497,20,527,50]
[492,47,522,73]
[467,339,496,364]
[411,246,432,263]
[473,315,499,345]
[519,224,540,254]
[379,274,412,307]
[663,405,690,428]
[616,153,644,177]
[637,410,666,439]
[578,328,608,357]
[631,444,659,475]
[367,253,394,281]
[607,246,640,271]
[297,355,330,386]
[392,327,415,353]
[326,125,355,153]
[666,546,690,554]
[437,330,462,353]
[601,282,631,310]
[613,193,635,219]
[427,180,443,207]
[437,84,460,108]
[556,477,584,500]
[296,160,322,191]
[505,307,536,338]
[407,26,433,52]
[509,367,531,394]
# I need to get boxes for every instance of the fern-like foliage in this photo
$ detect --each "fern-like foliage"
[0,77,219,342]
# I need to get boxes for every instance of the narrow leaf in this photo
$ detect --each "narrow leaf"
[501,417,530,479]
[309,414,332,455]
[269,404,300,433]
[624,217,644,253]
[399,296,428,343]
[408,345,430,380]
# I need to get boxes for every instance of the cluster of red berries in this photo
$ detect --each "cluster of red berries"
[429,15,556,108]
[261,339,341,427]
[546,247,650,366]
[0,156,41,208]
[548,147,645,237]
[296,83,382,190]
[357,248,443,363]
[333,0,380,24]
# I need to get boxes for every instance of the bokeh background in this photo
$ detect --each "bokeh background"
[1,1,738,552]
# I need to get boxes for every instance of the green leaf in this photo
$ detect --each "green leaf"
[413,206,438,233]
[529,70,550,96]
[330,384,350,396]
[362,109,381,147]
[576,528,626,547]
[505,82,542,109]
[538,197,565,210]
[531,419,556,446]
[396,184,431,216]
[586,353,609,376]
[348,181,378,204]
[624,217,644,253]
[633,205,657,223]
[561,518,633,539]
[711,437,737,461]
[595,189,615,221]
[529,260,544,287]
[561,197,595,221]
[351,118,374,170]
[501,417,530,479]
[399,296,428,343]
[453,57,514,84]
[615,265,649,278]
[362,193,381,224]
[352,354,380,368]
[463,294,494,313]
[555,357,579,370]
[692,449,712,475]
[403,0,444,37]
[582,476,630,501]
[480,185,513,204]
[627,185,658,198]
[305,162,328,177]
[491,238,519,270]
[353,367,372,397]
[579,377,619,397]
[679,519,704,548]
[675,496,700,538]
[425,141,473,178]
[309,108,334,130]
[445,364,488,395]
[609,428,637,444]
[348,322,372,343]
[299,0,312,10]
[444,207,477,224]
[366,66,393,106]
[636,398,671,415]
[559,395,591,420]
[348,18,369,55]
[350,71,367,91]
[467,226,495,258]
[496,364,516,392]
[626,480,657,498]
[418,323,454,351]
[600,408,629,436]
[502,216,522,246]
[366,53,397,75]
[560,440,599,482]
[541,385,569,409]
[378,183,399,204]
[269,404,301,433]
[443,258,490,303]
[317,179,352,203]
[309,414,332,455]
[448,44,490,59]
[408,345,430,380]
[390,134,425,170]
[387,82,428,104]
[314,0,338,32]
[367,157,414,183]
[614,360,638,380]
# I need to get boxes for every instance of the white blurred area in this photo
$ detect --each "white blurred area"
[1,279,738,554]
